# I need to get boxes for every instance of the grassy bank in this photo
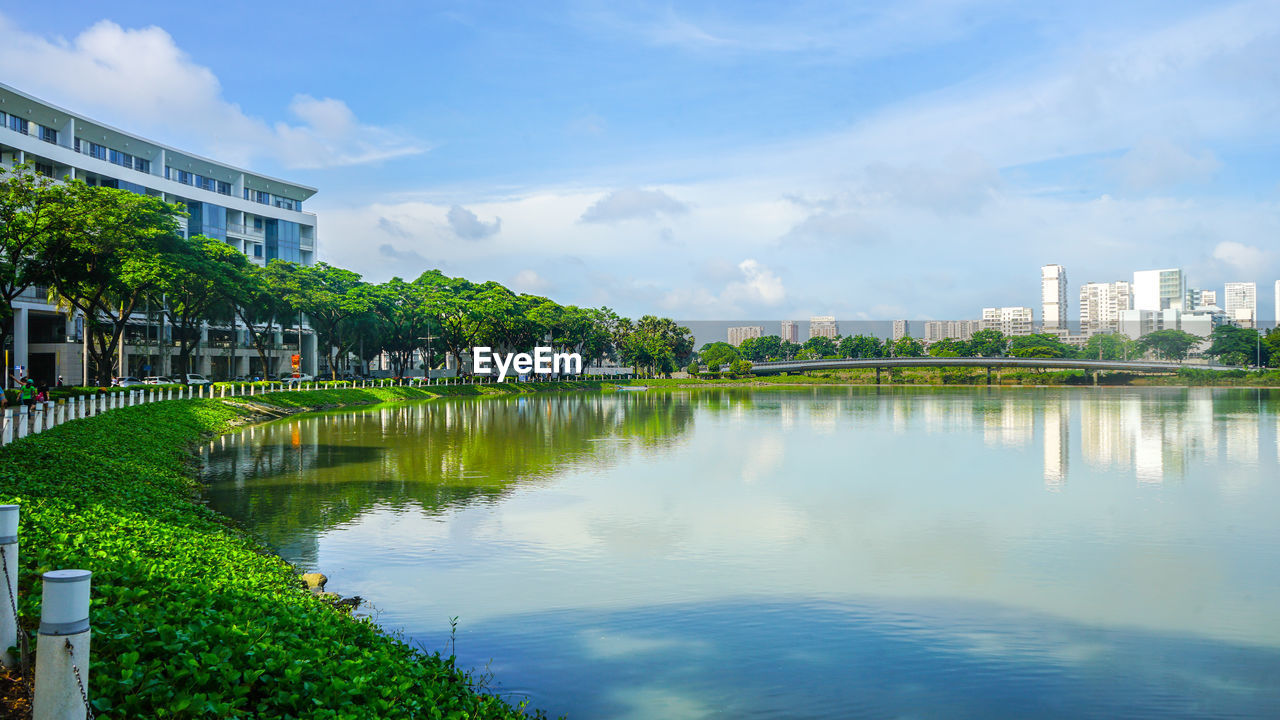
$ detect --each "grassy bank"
[0,384,602,718]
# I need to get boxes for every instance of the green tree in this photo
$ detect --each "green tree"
[1137,329,1199,361]
[159,236,244,377]
[1008,333,1076,359]
[928,338,971,357]
[739,335,782,362]
[282,263,373,379]
[840,334,884,359]
[778,340,801,360]
[1082,332,1134,361]
[729,358,753,377]
[1204,325,1267,367]
[969,328,1008,357]
[698,342,740,369]
[802,335,837,358]
[43,184,188,384]
[231,260,300,379]
[369,277,432,377]
[890,336,925,357]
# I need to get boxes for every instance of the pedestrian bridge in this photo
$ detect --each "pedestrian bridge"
[748,357,1240,376]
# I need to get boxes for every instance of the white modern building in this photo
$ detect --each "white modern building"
[1,82,320,384]
[1041,264,1067,331]
[780,320,799,344]
[1079,281,1132,335]
[923,320,979,343]
[1187,288,1217,310]
[1132,268,1187,312]
[1223,282,1257,328]
[981,307,1034,336]
[808,316,838,339]
[891,320,909,341]
[727,325,763,347]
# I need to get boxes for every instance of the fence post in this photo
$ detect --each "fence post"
[77,398,85,420]
[0,505,17,670]
[1,408,11,445]
[32,404,44,434]
[33,569,91,720]
[16,406,28,439]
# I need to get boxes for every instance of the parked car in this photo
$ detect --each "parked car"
[280,373,316,383]
[143,376,172,385]
[184,374,212,386]
[113,376,146,387]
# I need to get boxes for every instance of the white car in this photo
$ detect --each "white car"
[143,376,173,385]
[281,373,316,384]
[184,374,212,386]
[113,376,146,387]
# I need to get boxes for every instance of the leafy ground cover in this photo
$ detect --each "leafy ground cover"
[0,385,576,718]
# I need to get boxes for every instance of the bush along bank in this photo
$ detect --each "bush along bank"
[0,386,582,718]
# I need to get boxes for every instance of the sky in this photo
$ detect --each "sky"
[2,0,1280,321]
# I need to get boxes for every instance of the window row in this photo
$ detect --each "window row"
[165,167,232,195]
[243,188,301,211]
[72,138,151,174]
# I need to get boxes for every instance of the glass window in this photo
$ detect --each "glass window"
[135,158,150,174]
[9,116,29,134]
[40,126,58,144]
[34,162,54,177]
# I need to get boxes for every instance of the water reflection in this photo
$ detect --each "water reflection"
[202,387,1280,720]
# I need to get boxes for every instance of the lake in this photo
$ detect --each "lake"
[201,387,1280,719]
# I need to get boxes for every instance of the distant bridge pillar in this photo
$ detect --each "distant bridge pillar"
[986,366,992,385]
[875,367,881,385]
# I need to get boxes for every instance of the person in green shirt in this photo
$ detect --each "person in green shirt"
[18,378,36,407]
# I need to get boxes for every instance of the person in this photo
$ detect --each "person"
[56,375,64,387]
[35,384,48,403]
[18,378,36,407]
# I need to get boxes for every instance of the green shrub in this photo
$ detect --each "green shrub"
[0,390,555,718]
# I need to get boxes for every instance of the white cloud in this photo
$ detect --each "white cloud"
[1110,139,1221,190]
[0,15,423,169]
[511,269,553,294]
[723,259,786,306]
[447,205,502,240]
[1212,241,1269,271]
[580,188,689,223]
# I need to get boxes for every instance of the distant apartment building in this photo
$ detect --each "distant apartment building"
[727,325,763,347]
[892,320,909,341]
[1079,281,1132,335]
[1120,307,1224,340]
[1276,281,1279,329]
[1223,282,1257,328]
[780,320,799,344]
[808,316,838,339]
[1041,264,1068,331]
[1133,268,1187,312]
[981,307,1034,336]
[1186,288,1217,310]
[923,320,979,343]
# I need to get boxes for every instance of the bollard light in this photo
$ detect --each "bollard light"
[0,505,17,670]
[34,569,92,720]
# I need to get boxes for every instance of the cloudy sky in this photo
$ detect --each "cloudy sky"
[3,1,1279,320]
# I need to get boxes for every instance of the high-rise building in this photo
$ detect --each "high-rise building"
[1041,264,1067,331]
[892,320,909,341]
[780,320,799,344]
[1132,269,1187,312]
[808,316,838,339]
[1186,288,1217,309]
[1079,281,1132,335]
[727,325,763,347]
[923,320,979,343]
[1223,282,1257,328]
[0,82,319,383]
[981,307,1034,336]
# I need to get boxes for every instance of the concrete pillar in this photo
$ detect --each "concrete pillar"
[0,505,17,669]
[53,401,64,427]
[31,404,44,434]
[13,307,28,382]
[16,406,28,439]
[2,409,11,444]
[34,569,91,720]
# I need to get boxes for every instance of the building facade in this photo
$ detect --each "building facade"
[780,320,799,344]
[1132,268,1186,312]
[891,320,909,341]
[1041,264,1067,331]
[0,82,319,384]
[981,306,1034,336]
[808,316,838,340]
[1079,281,1132,335]
[1223,282,1257,328]
[727,325,763,347]
[1186,288,1217,310]
[923,320,979,343]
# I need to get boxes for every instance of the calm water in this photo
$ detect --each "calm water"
[201,388,1280,719]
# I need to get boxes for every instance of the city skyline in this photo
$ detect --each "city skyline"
[1,3,1278,320]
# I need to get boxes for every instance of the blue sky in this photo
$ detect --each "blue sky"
[3,1,1280,320]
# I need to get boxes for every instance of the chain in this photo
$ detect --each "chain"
[64,638,95,720]
[0,544,30,676]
